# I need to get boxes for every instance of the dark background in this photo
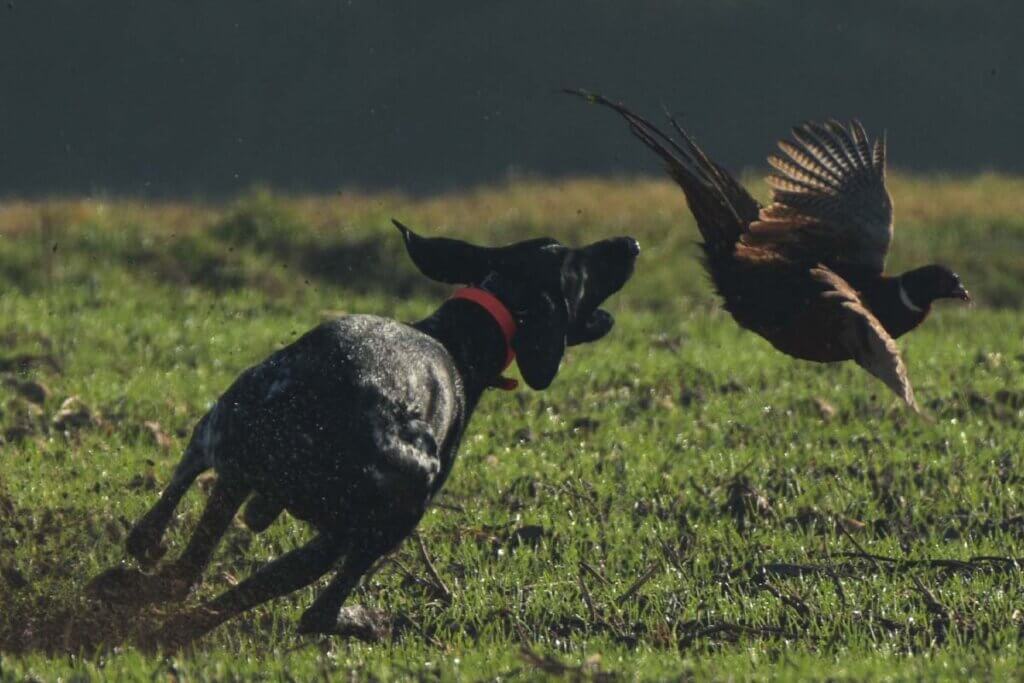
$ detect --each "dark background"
[0,1,1020,197]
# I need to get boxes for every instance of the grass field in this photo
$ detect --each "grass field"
[2,175,1024,681]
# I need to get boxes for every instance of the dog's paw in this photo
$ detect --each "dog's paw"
[297,605,392,642]
[125,526,167,569]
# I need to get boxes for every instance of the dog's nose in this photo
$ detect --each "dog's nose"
[624,238,641,256]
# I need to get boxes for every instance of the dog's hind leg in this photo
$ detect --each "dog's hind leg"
[125,438,210,567]
[294,551,384,636]
[296,531,407,636]
[146,532,343,648]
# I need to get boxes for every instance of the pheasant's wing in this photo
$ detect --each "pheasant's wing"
[746,120,893,272]
[810,266,920,412]
[565,88,760,256]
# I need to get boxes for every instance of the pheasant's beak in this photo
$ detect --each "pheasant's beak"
[953,284,971,302]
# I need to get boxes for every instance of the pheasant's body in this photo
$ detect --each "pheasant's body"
[707,247,931,361]
[572,90,969,411]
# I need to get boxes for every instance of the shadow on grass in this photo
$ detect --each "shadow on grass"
[0,194,446,300]
[295,237,442,299]
[130,230,442,299]
[0,485,155,655]
[0,594,163,656]
[0,479,264,657]
[206,192,442,298]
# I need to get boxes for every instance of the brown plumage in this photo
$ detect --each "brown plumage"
[569,90,971,412]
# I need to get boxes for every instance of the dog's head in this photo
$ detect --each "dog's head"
[394,220,639,390]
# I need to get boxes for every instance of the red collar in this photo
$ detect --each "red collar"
[449,287,518,390]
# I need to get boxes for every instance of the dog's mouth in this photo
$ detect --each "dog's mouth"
[566,238,639,346]
[567,308,615,345]
[951,283,971,303]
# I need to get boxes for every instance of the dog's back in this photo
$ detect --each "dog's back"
[200,315,466,531]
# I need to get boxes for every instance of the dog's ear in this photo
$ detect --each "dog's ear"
[393,219,492,284]
[513,290,568,390]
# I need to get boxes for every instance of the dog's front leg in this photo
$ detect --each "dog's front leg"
[242,492,285,533]
[144,532,343,650]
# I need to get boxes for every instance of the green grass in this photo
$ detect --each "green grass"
[2,175,1024,681]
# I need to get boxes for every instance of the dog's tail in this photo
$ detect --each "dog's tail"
[565,89,760,257]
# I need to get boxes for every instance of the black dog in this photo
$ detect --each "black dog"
[89,221,638,646]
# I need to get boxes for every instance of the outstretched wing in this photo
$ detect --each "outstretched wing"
[810,266,919,412]
[745,120,893,272]
[565,88,760,257]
